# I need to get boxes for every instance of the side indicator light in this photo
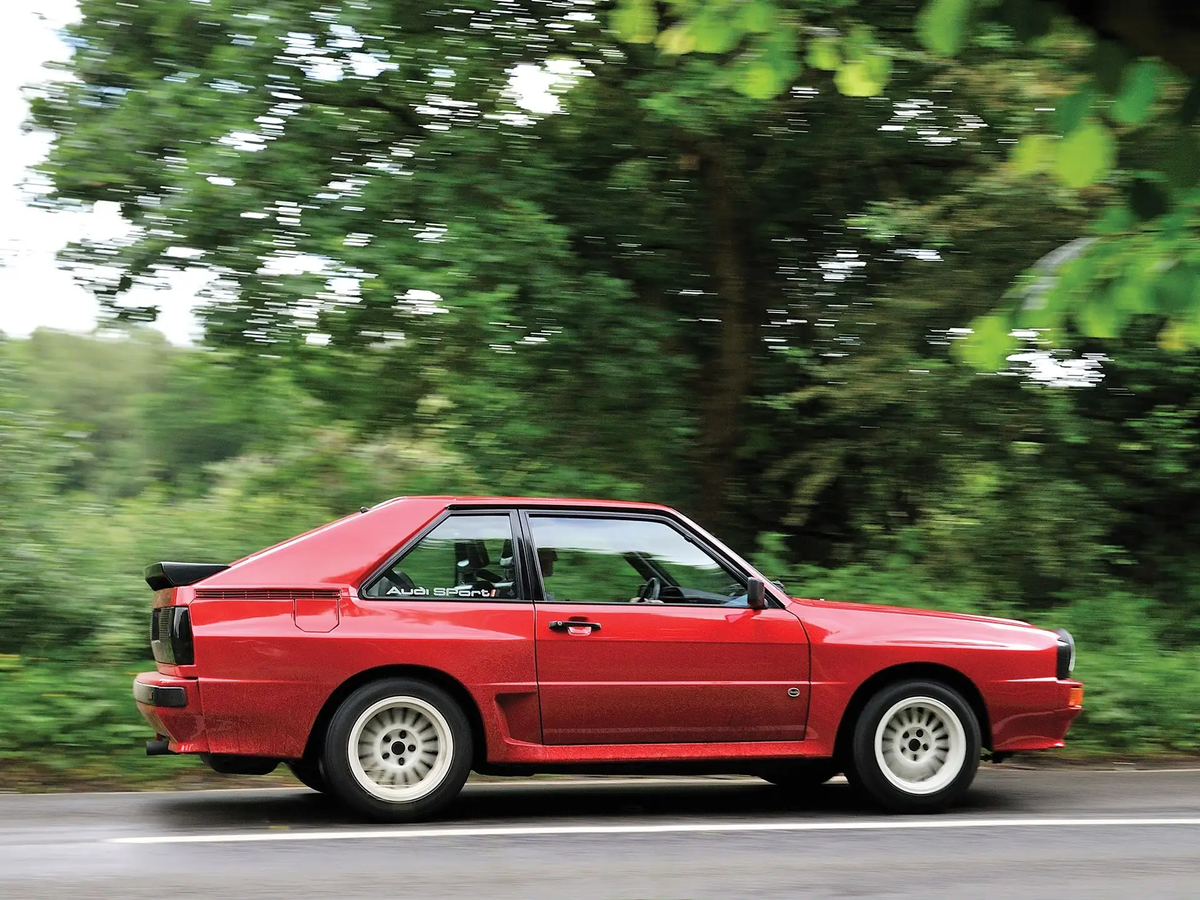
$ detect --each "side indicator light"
[1068,686,1084,707]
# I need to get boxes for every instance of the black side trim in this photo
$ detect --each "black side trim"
[133,681,188,708]
[144,561,229,590]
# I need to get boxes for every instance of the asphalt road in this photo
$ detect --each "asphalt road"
[2,768,1200,899]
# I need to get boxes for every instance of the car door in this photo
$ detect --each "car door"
[527,512,810,745]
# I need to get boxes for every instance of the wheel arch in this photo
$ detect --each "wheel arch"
[832,662,992,762]
[303,665,488,769]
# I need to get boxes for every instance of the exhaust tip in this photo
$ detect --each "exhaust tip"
[146,738,174,757]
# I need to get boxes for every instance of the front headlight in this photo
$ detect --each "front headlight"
[1054,628,1076,679]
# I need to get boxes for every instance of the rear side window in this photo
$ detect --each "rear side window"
[364,515,519,600]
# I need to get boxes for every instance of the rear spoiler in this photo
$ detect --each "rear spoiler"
[144,561,230,591]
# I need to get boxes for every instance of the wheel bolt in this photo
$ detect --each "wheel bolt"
[408,744,416,752]
[382,752,390,760]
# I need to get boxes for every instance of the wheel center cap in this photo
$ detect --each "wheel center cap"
[908,738,921,752]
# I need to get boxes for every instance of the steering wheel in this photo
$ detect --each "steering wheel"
[632,576,662,603]
[470,568,501,585]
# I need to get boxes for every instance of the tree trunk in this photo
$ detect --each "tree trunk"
[698,147,752,530]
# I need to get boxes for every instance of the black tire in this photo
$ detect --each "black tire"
[323,678,472,822]
[760,759,840,789]
[286,757,327,793]
[850,679,981,813]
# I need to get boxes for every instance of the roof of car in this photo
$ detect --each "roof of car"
[376,496,676,512]
[199,496,686,590]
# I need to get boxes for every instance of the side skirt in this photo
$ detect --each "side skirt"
[488,739,821,767]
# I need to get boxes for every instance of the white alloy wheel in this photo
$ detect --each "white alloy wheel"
[347,696,454,802]
[873,695,967,796]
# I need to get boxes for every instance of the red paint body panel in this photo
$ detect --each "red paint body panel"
[793,598,1082,754]
[133,497,1083,767]
[293,596,340,633]
[134,673,209,752]
[535,604,809,744]
[188,595,538,758]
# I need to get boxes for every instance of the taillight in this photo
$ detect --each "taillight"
[150,607,194,666]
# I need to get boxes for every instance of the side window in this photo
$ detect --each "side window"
[364,514,519,600]
[529,516,747,606]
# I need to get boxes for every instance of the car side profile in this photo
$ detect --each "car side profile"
[134,496,1083,820]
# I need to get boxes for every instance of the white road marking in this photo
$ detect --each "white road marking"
[111,817,1200,845]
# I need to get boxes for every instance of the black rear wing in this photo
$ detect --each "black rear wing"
[144,561,229,591]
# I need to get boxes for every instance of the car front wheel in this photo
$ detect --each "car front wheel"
[850,679,980,813]
[323,678,472,822]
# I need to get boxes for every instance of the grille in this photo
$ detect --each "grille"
[193,588,340,601]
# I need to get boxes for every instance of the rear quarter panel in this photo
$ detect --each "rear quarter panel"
[190,595,537,758]
[174,498,541,758]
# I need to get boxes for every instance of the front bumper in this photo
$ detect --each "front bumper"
[133,672,209,753]
[992,677,1085,752]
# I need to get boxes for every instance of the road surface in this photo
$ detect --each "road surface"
[2,767,1199,898]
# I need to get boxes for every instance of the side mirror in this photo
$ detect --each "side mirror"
[747,577,767,610]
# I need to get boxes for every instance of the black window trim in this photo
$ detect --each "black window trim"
[358,508,532,604]
[517,508,783,610]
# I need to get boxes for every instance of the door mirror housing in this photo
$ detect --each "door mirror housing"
[747,577,767,610]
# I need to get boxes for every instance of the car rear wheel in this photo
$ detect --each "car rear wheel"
[286,757,327,794]
[323,678,472,822]
[850,679,980,813]
[760,759,840,789]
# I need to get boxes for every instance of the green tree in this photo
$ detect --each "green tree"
[604,0,1200,361]
[26,0,1093,526]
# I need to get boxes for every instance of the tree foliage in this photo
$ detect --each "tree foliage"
[590,0,1200,363]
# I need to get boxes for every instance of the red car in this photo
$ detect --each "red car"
[134,497,1082,820]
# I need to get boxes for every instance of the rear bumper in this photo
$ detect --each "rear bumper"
[133,672,209,753]
[992,678,1084,752]
[132,681,187,708]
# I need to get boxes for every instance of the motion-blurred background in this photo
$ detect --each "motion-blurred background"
[1,0,1198,785]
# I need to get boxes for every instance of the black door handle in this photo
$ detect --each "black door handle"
[548,620,602,632]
